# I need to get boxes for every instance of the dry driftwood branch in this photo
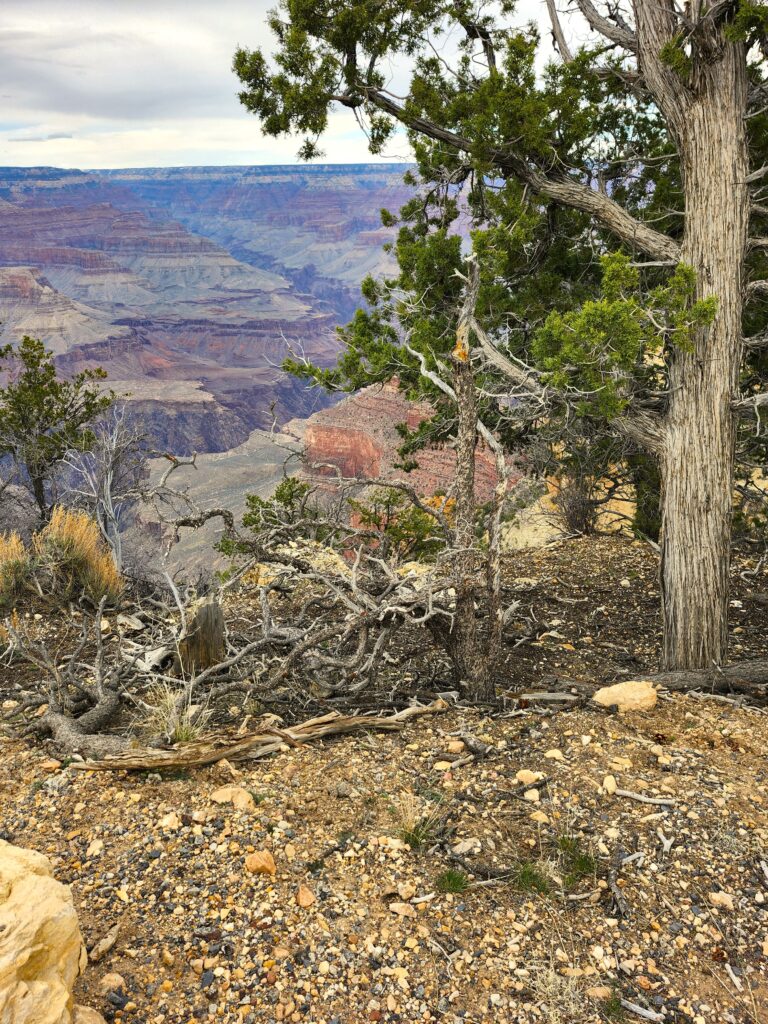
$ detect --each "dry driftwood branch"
[649,659,768,693]
[71,699,448,771]
[615,789,676,807]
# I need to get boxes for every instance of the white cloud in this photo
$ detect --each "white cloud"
[0,0,553,168]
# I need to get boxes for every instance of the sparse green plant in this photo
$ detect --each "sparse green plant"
[601,991,625,1021]
[512,861,551,896]
[557,834,597,890]
[436,868,469,894]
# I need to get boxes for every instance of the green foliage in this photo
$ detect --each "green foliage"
[219,477,331,558]
[0,337,113,517]
[533,255,717,419]
[512,861,551,896]
[557,835,597,890]
[601,991,626,1021]
[659,34,692,79]
[348,487,448,562]
[237,0,767,557]
[724,0,768,44]
[436,868,469,893]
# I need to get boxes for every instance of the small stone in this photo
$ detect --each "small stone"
[446,740,465,754]
[593,680,657,713]
[389,902,417,918]
[210,786,256,812]
[523,789,540,803]
[86,839,103,859]
[296,884,315,908]
[515,769,542,786]
[159,812,181,830]
[530,810,549,824]
[245,850,276,876]
[544,749,564,761]
[99,973,126,995]
[161,948,175,967]
[709,891,735,910]
[451,838,481,855]
[73,1009,107,1024]
[602,775,618,795]
[586,986,613,999]
[434,761,453,771]
[619,578,631,588]
[40,759,62,772]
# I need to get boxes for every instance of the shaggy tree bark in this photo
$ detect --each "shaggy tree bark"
[635,6,750,669]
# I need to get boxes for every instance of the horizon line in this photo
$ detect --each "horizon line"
[0,161,416,174]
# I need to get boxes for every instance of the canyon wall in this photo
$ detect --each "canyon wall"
[0,164,412,452]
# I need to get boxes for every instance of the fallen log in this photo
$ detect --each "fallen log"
[648,659,768,698]
[70,699,448,772]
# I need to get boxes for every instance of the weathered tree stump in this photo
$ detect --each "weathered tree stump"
[177,595,226,676]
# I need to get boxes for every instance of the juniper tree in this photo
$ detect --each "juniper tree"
[0,336,113,520]
[236,0,768,671]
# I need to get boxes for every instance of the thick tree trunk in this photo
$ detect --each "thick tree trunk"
[658,47,749,670]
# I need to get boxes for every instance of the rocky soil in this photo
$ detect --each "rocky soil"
[1,691,767,1024]
[2,536,767,1023]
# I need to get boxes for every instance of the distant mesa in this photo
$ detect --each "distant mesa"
[0,164,414,453]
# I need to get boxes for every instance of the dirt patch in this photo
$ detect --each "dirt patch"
[1,692,767,1023]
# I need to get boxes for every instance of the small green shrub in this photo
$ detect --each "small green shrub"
[601,991,625,1021]
[557,834,597,889]
[436,868,469,893]
[394,792,445,850]
[512,861,551,895]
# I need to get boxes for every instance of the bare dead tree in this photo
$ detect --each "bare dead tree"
[62,405,147,572]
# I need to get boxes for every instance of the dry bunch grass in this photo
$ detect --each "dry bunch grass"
[139,680,212,744]
[33,507,123,604]
[0,531,31,607]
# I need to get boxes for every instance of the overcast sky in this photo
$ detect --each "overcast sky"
[0,0,549,169]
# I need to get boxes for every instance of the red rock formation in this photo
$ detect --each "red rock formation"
[302,380,519,501]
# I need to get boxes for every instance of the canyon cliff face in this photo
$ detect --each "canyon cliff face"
[299,380,517,502]
[0,165,412,452]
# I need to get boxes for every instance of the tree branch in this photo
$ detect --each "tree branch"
[546,0,574,62]
[353,88,681,263]
[747,280,768,299]
[744,329,768,350]
[573,0,638,51]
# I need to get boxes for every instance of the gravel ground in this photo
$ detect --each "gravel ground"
[2,692,767,1024]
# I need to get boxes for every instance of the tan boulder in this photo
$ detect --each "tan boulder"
[0,840,88,1024]
[244,850,276,875]
[593,680,657,713]
[210,785,256,812]
[73,1009,107,1024]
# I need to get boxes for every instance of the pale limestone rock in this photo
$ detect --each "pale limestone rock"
[73,1009,107,1024]
[210,785,256,812]
[0,840,86,1024]
[244,850,276,875]
[602,774,618,795]
[593,680,658,713]
[98,972,126,994]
